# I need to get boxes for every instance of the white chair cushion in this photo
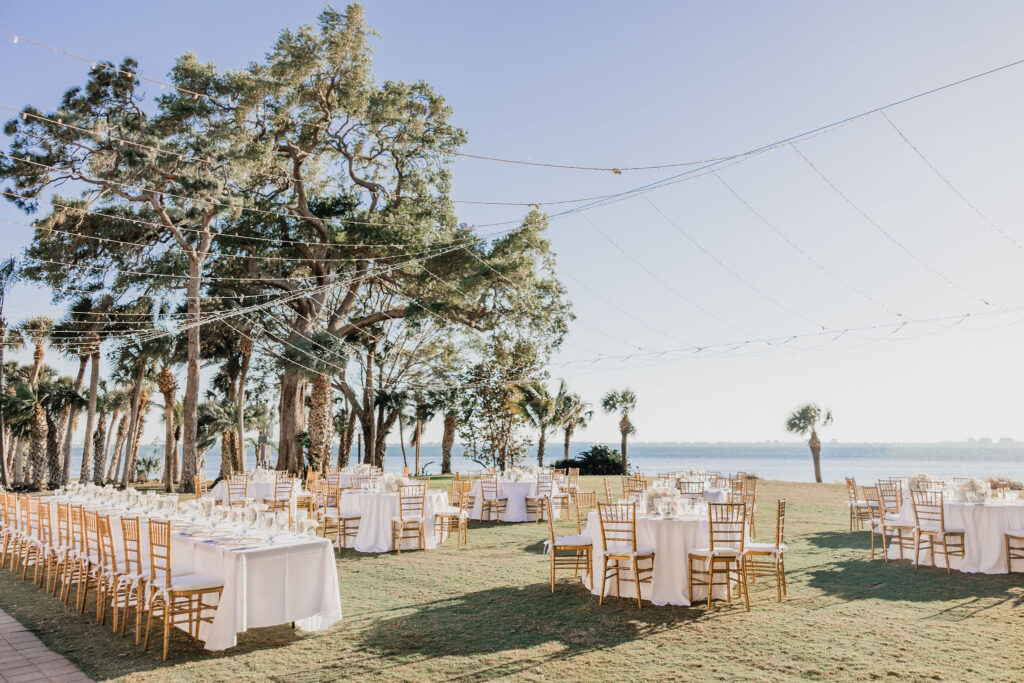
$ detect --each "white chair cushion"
[604,543,654,557]
[482,496,508,502]
[324,510,361,520]
[167,573,225,591]
[553,534,592,547]
[745,542,787,554]
[918,523,964,535]
[689,547,743,558]
[1006,529,1024,537]
[392,515,423,523]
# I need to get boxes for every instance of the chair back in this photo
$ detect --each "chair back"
[772,499,787,550]
[625,476,647,503]
[730,477,745,496]
[574,490,597,534]
[17,495,30,538]
[324,484,342,517]
[69,505,85,555]
[397,485,426,522]
[877,480,902,512]
[36,500,52,548]
[97,515,118,573]
[544,498,563,542]
[845,478,860,506]
[535,474,553,498]
[194,475,209,496]
[862,486,880,524]
[711,476,730,489]
[274,475,294,501]
[481,474,501,500]
[597,502,637,554]
[227,476,248,504]
[120,517,144,576]
[450,480,472,506]
[349,475,369,490]
[678,480,704,500]
[148,519,173,589]
[568,467,580,478]
[602,477,613,504]
[910,490,947,533]
[326,471,341,488]
[55,502,71,549]
[83,510,100,561]
[708,502,746,553]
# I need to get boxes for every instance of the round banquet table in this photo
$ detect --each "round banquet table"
[467,480,564,522]
[888,496,1024,573]
[581,510,731,605]
[338,490,450,553]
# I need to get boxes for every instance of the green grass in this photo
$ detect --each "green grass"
[1,477,1023,681]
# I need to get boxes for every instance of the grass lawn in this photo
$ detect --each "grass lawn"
[1,477,1022,681]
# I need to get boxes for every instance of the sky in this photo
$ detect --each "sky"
[4,1,1024,446]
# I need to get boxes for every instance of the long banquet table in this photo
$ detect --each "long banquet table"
[337,489,450,553]
[581,510,731,605]
[50,496,342,650]
[887,492,1024,573]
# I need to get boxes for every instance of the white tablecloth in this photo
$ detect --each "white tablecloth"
[338,490,450,553]
[704,488,730,503]
[49,497,341,650]
[888,496,1024,573]
[581,510,730,605]
[467,480,563,522]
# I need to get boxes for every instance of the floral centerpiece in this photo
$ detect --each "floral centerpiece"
[906,473,935,491]
[964,478,990,503]
[504,467,534,482]
[249,467,276,484]
[643,486,680,515]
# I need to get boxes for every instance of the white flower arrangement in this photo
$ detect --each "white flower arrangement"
[643,487,681,514]
[964,478,990,503]
[906,473,935,491]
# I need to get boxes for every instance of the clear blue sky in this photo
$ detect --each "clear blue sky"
[4,1,1024,445]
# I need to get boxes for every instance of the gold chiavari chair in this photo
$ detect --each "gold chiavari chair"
[845,477,872,531]
[59,505,85,605]
[226,474,248,507]
[877,480,903,514]
[688,502,750,611]
[264,475,296,524]
[553,468,568,477]
[744,500,787,602]
[910,490,965,573]
[13,495,36,578]
[77,510,106,614]
[1006,530,1024,573]
[525,474,554,523]
[21,498,51,587]
[546,498,592,592]
[349,475,369,490]
[435,485,469,548]
[742,477,758,538]
[320,485,361,549]
[480,474,508,523]
[551,473,573,517]
[625,476,647,505]
[861,486,884,560]
[574,490,598,533]
[8,494,28,574]
[114,516,148,642]
[0,493,14,571]
[96,515,121,627]
[603,477,614,504]
[567,468,581,493]
[874,485,915,563]
[391,484,426,554]
[596,502,655,609]
[711,476,731,490]
[677,480,704,501]
[144,519,225,661]
[193,474,209,497]
[953,477,971,485]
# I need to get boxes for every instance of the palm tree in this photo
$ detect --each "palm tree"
[17,316,53,486]
[410,394,437,476]
[39,377,85,488]
[96,385,131,485]
[0,257,18,489]
[558,392,593,461]
[601,388,637,475]
[156,364,178,492]
[785,403,833,483]
[110,336,165,487]
[512,380,568,467]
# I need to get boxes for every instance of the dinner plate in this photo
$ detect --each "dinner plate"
[217,537,262,547]
[194,530,233,539]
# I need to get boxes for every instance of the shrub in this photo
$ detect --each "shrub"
[553,444,624,475]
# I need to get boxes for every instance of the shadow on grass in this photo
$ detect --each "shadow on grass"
[0,569,308,680]
[806,558,1024,617]
[804,529,873,551]
[355,582,740,681]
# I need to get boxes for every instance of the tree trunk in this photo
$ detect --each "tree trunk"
[364,349,376,467]
[536,430,546,467]
[180,256,204,493]
[92,411,107,485]
[0,323,8,489]
[126,393,148,483]
[120,364,145,487]
[441,413,455,474]
[163,398,175,492]
[808,430,823,483]
[276,369,307,476]
[60,354,87,485]
[563,424,573,461]
[14,437,25,486]
[620,430,629,475]
[100,408,120,484]
[309,372,332,473]
[398,411,408,471]
[30,402,47,489]
[414,420,421,476]
[219,431,236,480]
[46,413,63,489]
[108,414,128,483]
[79,350,100,484]
[173,423,181,485]
[237,337,252,475]
[338,409,356,469]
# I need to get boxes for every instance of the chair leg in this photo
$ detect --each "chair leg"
[598,555,608,605]
[943,538,951,574]
[740,560,750,612]
[632,557,642,609]
[162,600,170,661]
[914,532,921,568]
[706,562,715,610]
[776,559,783,602]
